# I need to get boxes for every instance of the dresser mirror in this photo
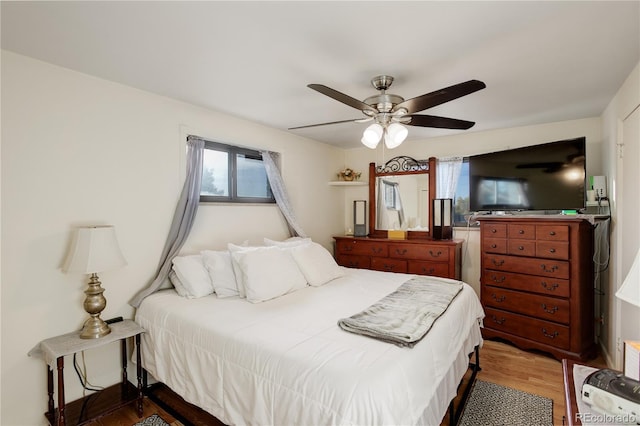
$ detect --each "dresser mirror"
[368,156,437,239]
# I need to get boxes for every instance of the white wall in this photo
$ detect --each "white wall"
[601,61,640,369]
[0,51,345,425]
[341,117,603,293]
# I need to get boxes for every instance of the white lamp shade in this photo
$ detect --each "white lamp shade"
[384,123,408,149]
[616,249,640,308]
[63,226,127,274]
[362,123,383,149]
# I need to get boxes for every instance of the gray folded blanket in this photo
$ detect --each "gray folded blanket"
[338,276,463,347]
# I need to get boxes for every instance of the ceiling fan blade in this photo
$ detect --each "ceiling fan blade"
[308,84,377,113]
[393,80,486,114]
[405,114,476,130]
[288,118,364,130]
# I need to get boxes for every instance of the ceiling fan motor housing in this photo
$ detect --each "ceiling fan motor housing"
[364,93,405,114]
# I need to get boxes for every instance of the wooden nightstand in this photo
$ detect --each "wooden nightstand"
[29,319,145,426]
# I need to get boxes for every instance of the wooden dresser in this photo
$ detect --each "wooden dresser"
[477,216,596,361]
[333,236,462,280]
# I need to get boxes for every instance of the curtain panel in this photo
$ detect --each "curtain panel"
[130,137,204,308]
[436,157,463,199]
[261,150,307,238]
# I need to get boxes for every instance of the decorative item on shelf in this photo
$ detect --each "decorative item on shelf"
[432,198,453,240]
[338,168,362,181]
[63,225,127,339]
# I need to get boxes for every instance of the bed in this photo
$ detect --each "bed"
[136,262,485,426]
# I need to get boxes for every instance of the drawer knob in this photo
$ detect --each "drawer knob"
[492,259,505,267]
[549,248,556,253]
[549,231,556,236]
[491,244,497,248]
[518,246,524,251]
[541,304,558,314]
[491,315,506,325]
[518,229,525,234]
[542,328,558,339]
[396,249,407,255]
[491,275,506,283]
[540,282,559,291]
[491,294,506,302]
[429,250,443,258]
[540,264,558,273]
[491,229,497,233]
[422,267,435,274]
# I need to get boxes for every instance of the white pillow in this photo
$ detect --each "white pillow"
[171,255,214,298]
[201,250,239,298]
[231,246,307,303]
[291,242,345,286]
[263,237,312,248]
[227,243,263,298]
[168,270,191,298]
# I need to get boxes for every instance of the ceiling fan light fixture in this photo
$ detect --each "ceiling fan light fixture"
[361,123,383,149]
[384,123,408,149]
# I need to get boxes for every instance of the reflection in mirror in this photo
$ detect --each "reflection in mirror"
[375,175,430,230]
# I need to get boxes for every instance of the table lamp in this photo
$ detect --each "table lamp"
[63,225,127,339]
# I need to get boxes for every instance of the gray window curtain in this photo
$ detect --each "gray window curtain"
[129,137,204,307]
[436,157,463,198]
[261,150,307,238]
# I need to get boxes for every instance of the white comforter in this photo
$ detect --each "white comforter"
[136,267,485,426]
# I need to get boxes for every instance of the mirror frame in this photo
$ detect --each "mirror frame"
[368,156,437,239]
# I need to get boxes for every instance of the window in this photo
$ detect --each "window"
[200,140,275,203]
[453,158,474,226]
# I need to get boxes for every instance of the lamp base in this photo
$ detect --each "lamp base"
[80,316,111,339]
[80,273,111,339]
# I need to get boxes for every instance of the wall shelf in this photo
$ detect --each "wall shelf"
[328,181,368,186]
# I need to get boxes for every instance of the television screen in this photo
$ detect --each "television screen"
[469,137,586,212]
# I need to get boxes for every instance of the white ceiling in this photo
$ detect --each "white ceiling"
[2,1,639,149]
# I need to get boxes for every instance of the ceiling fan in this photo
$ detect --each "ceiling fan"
[289,75,486,149]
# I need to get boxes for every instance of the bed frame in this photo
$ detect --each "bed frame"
[142,345,481,426]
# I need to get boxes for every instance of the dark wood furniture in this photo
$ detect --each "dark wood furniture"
[334,236,462,279]
[563,358,583,426]
[337,155,462,279]
[30,320,145,425]
[478,216,596,361]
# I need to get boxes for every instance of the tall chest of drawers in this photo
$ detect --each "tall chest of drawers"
[477,217,596,361]
[333,236,462,280]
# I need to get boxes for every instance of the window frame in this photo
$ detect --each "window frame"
[199,139,276,204]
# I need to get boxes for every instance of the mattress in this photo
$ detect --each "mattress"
[136,267,485,426]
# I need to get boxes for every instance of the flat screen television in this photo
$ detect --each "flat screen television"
[469,137,586,212]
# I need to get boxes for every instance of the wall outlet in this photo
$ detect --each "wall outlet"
[592,175,607,198]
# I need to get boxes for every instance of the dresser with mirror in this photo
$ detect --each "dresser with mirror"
[334,156,462,280]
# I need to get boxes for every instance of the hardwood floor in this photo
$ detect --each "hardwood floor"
[86,398,182,426]
[443,340,606,426]
[90,339,606,426]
